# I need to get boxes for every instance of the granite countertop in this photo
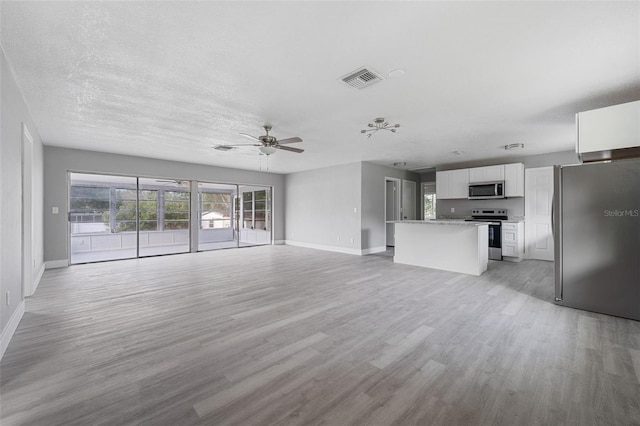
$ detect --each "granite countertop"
[389,220,488,227]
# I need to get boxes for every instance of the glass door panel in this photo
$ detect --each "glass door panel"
[69,172,138,264]
[238,185,272,247]
[197,182,238,251]
[138,178,190,257]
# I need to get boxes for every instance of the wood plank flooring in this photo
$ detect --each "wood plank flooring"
[1,245,639,425]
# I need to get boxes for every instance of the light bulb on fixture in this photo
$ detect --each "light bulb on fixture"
[259,146,277,155]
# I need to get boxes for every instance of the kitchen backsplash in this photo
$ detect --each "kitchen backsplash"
[436,197,525,219]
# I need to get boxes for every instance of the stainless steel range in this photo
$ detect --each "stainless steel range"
[466,209,508,260]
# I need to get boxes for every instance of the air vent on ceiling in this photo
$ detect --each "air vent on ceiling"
[340,67,384,90]
[214,145,234,151]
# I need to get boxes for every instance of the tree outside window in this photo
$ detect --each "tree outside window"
[422,182,437,219]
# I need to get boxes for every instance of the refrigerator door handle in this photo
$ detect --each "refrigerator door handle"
[553,166,562,302]
[550,197,553,237]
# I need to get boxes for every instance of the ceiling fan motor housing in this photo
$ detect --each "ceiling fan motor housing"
[259,135,277,145]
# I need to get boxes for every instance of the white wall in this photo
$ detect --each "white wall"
[1,47,45,357]
[361,162,420,252]
[43,147,286,263]
[285,161,420,255]
[285,162,362,254]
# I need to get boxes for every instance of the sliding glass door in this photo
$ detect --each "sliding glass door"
[197,182,238,251]
[69,173,190,264]
[138,178,190,257]
[69,173,139,264]
[70,173,273,262]
[238,185,272,247]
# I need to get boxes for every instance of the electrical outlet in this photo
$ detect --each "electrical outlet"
[337,236,340,242]
[52,206,59,214]
[353,207,357,214]
[350,237,354,244]
[451,207,455,213]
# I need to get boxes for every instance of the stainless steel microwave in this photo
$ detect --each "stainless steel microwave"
[468,181,505,199]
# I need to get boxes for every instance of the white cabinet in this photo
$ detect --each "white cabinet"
[438,162,524,199]
[504,163,525,197]
[577,100,640,160]
[450,169,469,198]
[502,221,524,262]
[468,165,504,183]
[436,169,469,199]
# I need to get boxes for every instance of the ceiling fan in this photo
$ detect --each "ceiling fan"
[214,125,304,155]
[154,179,189,185]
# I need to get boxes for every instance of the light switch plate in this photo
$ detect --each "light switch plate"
[52,206,59,214]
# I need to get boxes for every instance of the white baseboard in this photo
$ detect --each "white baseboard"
[45,259,68,269]
[361,246,387,255]
[273,240,285,245]
[285,240,362,256]
[0,300,25,360]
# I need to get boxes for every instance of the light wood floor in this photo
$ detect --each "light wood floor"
[2,245,639,425]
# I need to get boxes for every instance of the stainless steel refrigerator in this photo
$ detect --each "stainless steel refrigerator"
[553,158,640,321]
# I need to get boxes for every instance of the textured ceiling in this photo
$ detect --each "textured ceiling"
[1,1,639,173]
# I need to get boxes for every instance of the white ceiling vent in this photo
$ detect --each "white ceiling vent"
[339,67,384,90]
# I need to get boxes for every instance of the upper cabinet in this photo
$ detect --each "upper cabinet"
[437,163,524,199]
[504,163,524,197]
[468,165,505,183]
[436,169,469,199]
[577,100,640,162]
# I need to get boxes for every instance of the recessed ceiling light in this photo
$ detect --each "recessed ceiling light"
[388,69,406,78]
[393,162,407,167]
[505,143,525,150]
[452,150,464,155]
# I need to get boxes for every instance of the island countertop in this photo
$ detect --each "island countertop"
[392,221,489,276]
[387,220,487,226]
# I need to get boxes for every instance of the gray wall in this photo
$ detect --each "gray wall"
[361,162,420,250]
[43,147,285,262]
[419,170,436,183]
[436,150,580,218]
[285,162,362,252]
[285,161,420,253]
[1,48,45,336]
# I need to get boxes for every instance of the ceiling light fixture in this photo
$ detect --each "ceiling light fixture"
[259,146,277,155]
[505,143,525,150]
[393,162,407,167]
[361,117,400,138]
[388,69,406,78]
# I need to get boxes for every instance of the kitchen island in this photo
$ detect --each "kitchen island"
[392,220,489,276]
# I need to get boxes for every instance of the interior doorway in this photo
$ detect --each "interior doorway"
[402,180,416,220]
[385,178,401,246]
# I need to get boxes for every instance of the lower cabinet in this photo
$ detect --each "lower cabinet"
[502,222,524,262]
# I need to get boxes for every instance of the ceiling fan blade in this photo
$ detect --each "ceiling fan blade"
[276,145,304,153]
[239,132,260,141]
[213,143,260,149]
[276,137,303,145]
